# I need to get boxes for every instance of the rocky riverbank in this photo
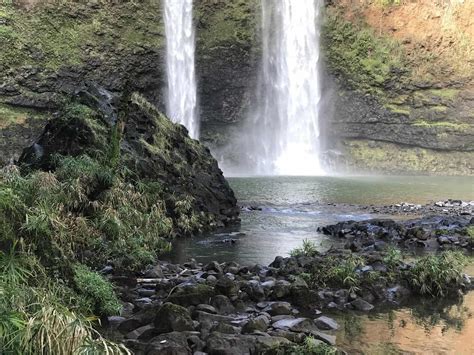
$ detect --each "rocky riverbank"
[320,214,474,252]
[105,232,473,354]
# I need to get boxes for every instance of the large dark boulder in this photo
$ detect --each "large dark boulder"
[19,85,239,227]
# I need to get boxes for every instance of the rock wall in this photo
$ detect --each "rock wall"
[323,0,474,175]
[1,0,473,174]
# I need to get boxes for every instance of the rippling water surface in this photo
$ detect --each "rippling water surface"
[168,175,474,265]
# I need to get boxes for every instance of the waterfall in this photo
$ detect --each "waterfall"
[163,0,199,139]
[245,0,324,175]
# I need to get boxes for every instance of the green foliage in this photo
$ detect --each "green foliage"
[408,251,467,297]
[374,0,402,6]
[269,336,337,355]
[0,155,174,272]
[0,246,128,354]
[290,239,319,257]
[73,264,121,316]
[306,253,364,292]
[465,226,474,245]
[322,8,405,95]
[196,0,257,50]
[0,2,163,71]
[383,246,402,270]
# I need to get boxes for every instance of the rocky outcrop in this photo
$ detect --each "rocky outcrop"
[19,84,239,227]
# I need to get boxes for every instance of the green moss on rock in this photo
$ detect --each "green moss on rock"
[342,140,474,175]
[322,8,406,95]
[0,2,164,72]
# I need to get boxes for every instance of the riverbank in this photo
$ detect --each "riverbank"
[105,226,473,354]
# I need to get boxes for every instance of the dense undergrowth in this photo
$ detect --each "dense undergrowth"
[0,244,128,354]
[0,89,226,352]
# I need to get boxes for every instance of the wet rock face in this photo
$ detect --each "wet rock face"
[19,85,239,226]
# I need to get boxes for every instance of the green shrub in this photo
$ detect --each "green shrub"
[73,264,121,316]
[408,251,467,297]
[322,8,405,95]
[290,239,319,257]
[269,336,337,355]
[0,155,175,271]
[305,253,364,293]
[0,247,128,354]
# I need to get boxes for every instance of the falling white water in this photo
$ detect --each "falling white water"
[245,0,324,175]
[163,0,199,139]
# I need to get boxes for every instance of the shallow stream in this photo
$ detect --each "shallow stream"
[167,175,474,354]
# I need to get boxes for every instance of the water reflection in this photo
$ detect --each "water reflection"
[336,292,474,354]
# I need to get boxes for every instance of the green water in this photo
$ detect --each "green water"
[230,175,474,206]
[169,175,473,265]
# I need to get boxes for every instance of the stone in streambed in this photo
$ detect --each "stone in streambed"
[142,331,191,355]
[204,261,223,274]
[241,280,265,302]
[211,295,235,314]
[350,298,374,311]
[153,302,194,334]
[196,304,217,314]
[263,301,292,316]
[308,330,337,346]
[272,317,318,333]
[314,316,339,330]
[144,264,164,278]
[215,276,239,297]
[167,284,214,306]
[242,315,271,334]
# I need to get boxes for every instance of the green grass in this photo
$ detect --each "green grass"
[303,252,365,293]
[73,264,121,316]
[290,239,319,257]
[270,336,337,355]
[427,89,460,100]
[0,245,129,354]
[384,103,411,115]
[0,104,47,129]
[408,251,467,297]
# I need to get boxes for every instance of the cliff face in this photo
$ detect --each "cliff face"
[1,0,473,174]
[323,0,474,175]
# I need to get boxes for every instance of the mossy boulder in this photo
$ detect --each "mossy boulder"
[167,284,215,306]
[19,84,239,228]
[154,302,194,334]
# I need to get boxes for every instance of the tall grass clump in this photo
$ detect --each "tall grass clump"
[290,239,319,257]
[408,251,467,297]
[0,246,128,354]
[0,154,176,271]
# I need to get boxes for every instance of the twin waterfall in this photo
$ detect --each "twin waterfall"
[163,0,324,174]
[163,0,199,139]
[246,0,324,175]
